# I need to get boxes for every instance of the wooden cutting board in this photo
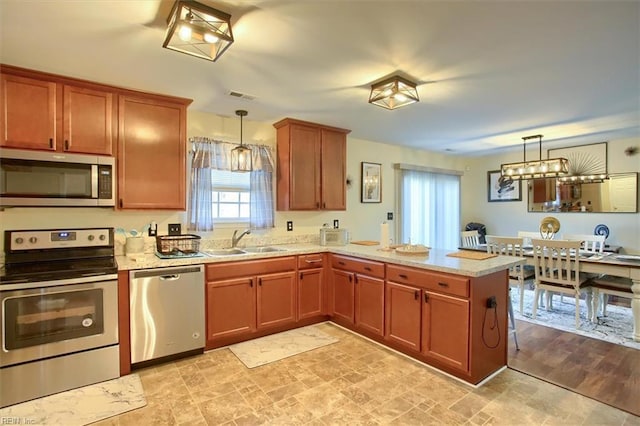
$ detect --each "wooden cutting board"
[446,251,497,260]
[351,240,379,246]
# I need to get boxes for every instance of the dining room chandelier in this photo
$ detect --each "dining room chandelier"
[369,75,419,110]
[231,110,252,172]
[163,0,234,62]
[500,134,569,180]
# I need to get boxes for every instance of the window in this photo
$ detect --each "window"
[397,166,461,249]
[212,170,250,222]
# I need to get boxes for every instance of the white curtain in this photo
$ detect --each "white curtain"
[399,169,460,249]
[249,145,275,229]
[188,137,274,231]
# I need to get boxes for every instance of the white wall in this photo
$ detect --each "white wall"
[460,137,640,253]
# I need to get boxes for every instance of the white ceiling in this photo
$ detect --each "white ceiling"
[1,0,639,155]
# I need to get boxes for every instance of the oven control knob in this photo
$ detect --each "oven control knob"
[15,237,24,245]
[88,235,95,241]
[99,234,106,241]
[29,237,37,244]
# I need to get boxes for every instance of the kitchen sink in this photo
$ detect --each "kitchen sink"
[203,248,247,256]
[242,246,288,253]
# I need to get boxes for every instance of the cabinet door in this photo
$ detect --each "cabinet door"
[1,74,56,150]
[422,291,470,372]
[206,278,256,341]
[385,282,421,351]
[355,275,384,336]
[320,129,346,210]
[331,269,354,324]
[299,268,323,320]
[63,85,113,155]
[118,95,186,209]
[289,124,321,209]
[257,271,296,329]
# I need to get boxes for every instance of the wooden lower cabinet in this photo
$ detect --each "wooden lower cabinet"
[422,291,470,372]
[207,277,256,341]
[385,282,422,351]
[354,274,385,336]
[299,268,324,319]
[331,269,354,323]
[257,272,296,329]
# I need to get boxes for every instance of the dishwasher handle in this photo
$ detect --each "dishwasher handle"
[131,265,203,280]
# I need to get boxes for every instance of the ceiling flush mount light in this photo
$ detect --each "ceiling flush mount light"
[231,110,252,172]
[163,0,233,62]
[500,134,569,180]
[369,75,419,110]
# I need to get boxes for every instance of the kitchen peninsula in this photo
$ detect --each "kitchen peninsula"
[117,243,522,385]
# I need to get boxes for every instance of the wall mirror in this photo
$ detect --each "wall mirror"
[528,172,638,213]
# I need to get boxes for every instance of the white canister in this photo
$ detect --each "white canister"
[125,237,145,255]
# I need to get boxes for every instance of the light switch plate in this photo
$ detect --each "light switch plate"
[168,223,181,235]
[286,221,293,231]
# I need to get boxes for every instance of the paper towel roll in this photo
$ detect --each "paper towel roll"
[380,222,389,248]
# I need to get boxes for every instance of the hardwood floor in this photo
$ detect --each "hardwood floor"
[508,319,640,417]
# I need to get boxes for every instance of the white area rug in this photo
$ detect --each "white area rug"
[229,325,339,368]
[514,286,639,350]
[0,374,146,425]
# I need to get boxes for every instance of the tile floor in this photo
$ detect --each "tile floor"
[96,323,640,425]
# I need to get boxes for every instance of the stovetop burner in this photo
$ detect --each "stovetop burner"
[2,227,117,285]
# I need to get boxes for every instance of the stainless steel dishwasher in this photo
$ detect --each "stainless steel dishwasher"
[129,265,205,365]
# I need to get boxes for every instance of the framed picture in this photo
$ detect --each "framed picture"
[548,142,608,175]
[361,162,381,203]
[487,170,522,202]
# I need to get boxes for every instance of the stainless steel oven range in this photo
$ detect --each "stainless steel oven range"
[0,228,119,408]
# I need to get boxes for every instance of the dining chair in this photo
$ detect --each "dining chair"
[485,235,524,351]
[531,239,593,328]
[460,230,480,248]
[561,233,606,315]
[590,275,633,322]
[485,235,526,313]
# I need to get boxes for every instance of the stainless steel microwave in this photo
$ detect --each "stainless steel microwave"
[0,148,115,207]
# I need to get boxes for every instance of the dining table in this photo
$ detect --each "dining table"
[462,243,640,342]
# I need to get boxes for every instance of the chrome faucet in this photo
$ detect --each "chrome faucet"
[231,229,251,248]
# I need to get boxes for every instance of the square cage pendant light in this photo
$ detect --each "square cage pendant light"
[369,75,419,110]
[500,135,569,180]
[163,0,234,62]
[231,110,252,172]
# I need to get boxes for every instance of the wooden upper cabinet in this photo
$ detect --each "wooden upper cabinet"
[118,95,187,210]
[63,85,113,155]
[1,74,57,150]
[0,72,114,155]
[274,118,350,211]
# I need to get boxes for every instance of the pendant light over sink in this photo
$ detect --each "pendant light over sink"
[231,110,252,172]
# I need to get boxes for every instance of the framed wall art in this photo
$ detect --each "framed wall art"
[548,142,608,175]
[361,162,381,203]
[487,170,522,202]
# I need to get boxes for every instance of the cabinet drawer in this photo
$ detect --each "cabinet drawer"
[298,253,324,270]
[387,265,469,298]
[330,255,384,279]
[206,256,296,281]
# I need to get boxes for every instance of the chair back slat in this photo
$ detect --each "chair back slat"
[531,239,582,288]
[561,233,605,253]
[461,230,480,248]
[485,236,524,278]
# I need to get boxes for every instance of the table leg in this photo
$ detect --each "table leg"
[632,272,640,342]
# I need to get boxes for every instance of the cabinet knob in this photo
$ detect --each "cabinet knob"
[299,272,303,280]
[438,282,449,288]
[414,290,419,300]
[424,293,429,303]
[399,274,408,280]
[258,278,262,286]
[249,279,253,287]
[348,275,352,283]
[364,266,372,271]
[64,139,69,150]
[354,275,358,284]
[49,138,54,149]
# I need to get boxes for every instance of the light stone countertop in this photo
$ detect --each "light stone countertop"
[116,243,523,278]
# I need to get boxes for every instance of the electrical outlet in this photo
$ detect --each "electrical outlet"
[387,212,394,220]
[168,223,181,236]
[333,219,339,229]
[286,221,293,231]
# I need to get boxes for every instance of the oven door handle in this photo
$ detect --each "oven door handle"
[0,274,119,291]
